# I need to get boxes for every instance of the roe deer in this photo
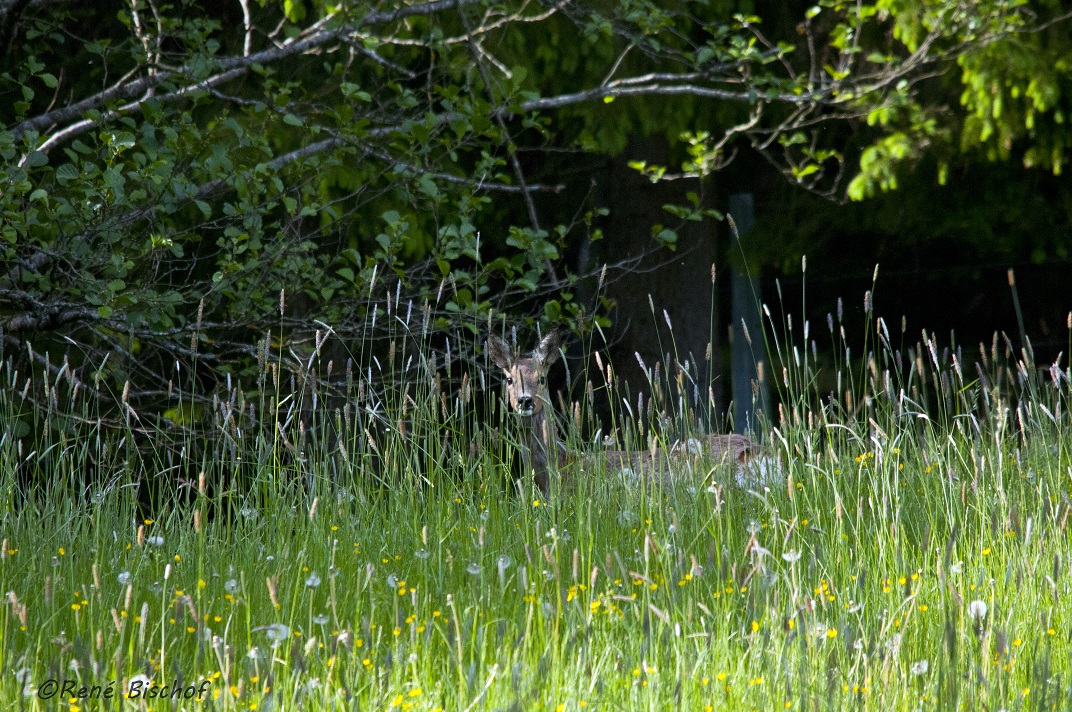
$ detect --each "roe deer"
[487,330,760,495]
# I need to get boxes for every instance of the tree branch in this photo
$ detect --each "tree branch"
[8,0,482,143]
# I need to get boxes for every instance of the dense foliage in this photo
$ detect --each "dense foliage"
[1,0,1070,414]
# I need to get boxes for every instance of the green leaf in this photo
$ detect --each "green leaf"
[162,404,200,425]
[340,83,372,102]
[10,419,30,438]
[283,0,306,23]
[418,175,438,198]
[543,300,562,321]
[653,227,677,249]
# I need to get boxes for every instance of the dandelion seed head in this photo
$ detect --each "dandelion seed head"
[263,623,290,644]
[127,674,151,695]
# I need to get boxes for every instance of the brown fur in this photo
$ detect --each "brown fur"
[487,331,758,494]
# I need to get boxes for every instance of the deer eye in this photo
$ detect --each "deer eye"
[538,376,545,385]
[506,377,513,385]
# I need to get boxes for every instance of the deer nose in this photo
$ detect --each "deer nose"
[516,395,534,412]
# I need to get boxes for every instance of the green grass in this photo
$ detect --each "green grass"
[2,297,1071,711]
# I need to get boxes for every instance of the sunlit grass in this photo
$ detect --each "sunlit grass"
[1,292,1071,710]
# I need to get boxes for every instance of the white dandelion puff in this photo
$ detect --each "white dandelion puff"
[127,674,151,695]
[261,624,290,645]
[968,600,988,620]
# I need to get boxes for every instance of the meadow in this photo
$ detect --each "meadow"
[1,290,1070,711]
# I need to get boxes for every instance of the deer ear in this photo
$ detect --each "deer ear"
[535,329,562,366]
[486,332,513,369]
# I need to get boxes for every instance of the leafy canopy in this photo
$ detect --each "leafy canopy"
[0,0,1066,410]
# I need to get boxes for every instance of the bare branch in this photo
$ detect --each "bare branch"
[238,0,252,57]
[521,82,800,112]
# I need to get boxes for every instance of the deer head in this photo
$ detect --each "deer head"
[487,330,562,417]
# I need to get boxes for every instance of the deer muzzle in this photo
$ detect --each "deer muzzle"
[515,395,535,415]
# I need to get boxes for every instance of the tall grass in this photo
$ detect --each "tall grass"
[1,284,1071,711]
